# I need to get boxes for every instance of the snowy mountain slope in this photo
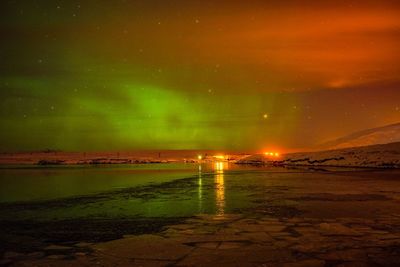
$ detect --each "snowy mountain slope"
[318,122,400,150]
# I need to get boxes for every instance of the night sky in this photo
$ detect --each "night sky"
[0,0,399,152]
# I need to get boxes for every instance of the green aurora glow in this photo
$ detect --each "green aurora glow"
[0,1,399,151]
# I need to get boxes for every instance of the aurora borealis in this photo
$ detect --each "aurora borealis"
[0,0,399,151]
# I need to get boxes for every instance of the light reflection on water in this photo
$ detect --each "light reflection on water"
[214,161,226,216]
[197,162,226,215]
[198,164,202,212]
[0,163,241,221]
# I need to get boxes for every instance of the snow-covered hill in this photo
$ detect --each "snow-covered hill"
[237,142,400,168]
[318,122,400,150]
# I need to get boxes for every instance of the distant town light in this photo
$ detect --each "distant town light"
[214,155,225,160]
[264,151,280,157]
[198,155,202,160]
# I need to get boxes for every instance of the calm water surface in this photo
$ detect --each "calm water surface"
[1,163,399,221]
[0,164,201,202]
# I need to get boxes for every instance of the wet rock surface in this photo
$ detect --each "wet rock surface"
[2,213,400,266]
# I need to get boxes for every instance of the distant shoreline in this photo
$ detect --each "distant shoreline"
[1,142,399,169]
[0,151,248,166]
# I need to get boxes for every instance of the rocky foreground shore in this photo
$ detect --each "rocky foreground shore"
[2,213,400,267]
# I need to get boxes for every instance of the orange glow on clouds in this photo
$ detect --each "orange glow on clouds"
[182,1,400,91]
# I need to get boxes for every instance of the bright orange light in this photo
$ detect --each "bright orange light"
[264,151,280,157]
[214,155,225,160]
[197,155,202,160]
